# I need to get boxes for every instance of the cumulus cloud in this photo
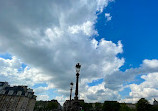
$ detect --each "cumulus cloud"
[80,82,120,103]
[104,59,158,91]
[117,60,158,104]
[55,95,69,105]
[0,0,122,95]
[142,59,158,69]
[122,72,158,104]
[37,95,49,101]
[0,0,123,103]
[0,56,52,87]
[68,21,98,36]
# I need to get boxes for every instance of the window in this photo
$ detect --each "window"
[28,93,32,98]
[8,90,14,95]
[25,92,28,96]
[17,91,22,96]
[0,90,5,94]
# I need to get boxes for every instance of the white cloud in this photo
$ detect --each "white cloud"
[120,98,139,104]
[104,59,158,91]
[120,65,158,104]
[0,0,121,93]
[55,95,68,105]
[0,0,123,103]
[126,72,158,103]
[142,59,158,69]
[97,0,114,13]
[105,13,112,21]
[34,87,49,95]
[68,21,98,36]
[0,56,52,87]
[80,82,120,103]
[37,95,49,101]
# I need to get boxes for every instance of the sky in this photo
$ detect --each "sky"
[0,0,158,105]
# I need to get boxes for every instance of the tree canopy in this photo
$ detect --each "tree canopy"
[103,101,120,111]
[136,98,151,111]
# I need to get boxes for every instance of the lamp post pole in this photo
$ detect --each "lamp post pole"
[73,63,81,111]
[70,82,73,101]
[74,72,79,100]
[69,82,73,111]
[74,63,81,100]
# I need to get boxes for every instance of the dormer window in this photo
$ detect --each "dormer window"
[0,90,6,94]
[25,92,28,96]
[28,93,32,98]
[8,90,14,95]
[17,91,22,95]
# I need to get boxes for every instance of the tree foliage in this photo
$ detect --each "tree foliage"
[34,101,58,111]
[80,102,93,111]
[47,102,58,110]
[103,101,120,111]
[136,98,151,111]
[151,105,158,111]
[119,103,134,111]
[95,102,102,110]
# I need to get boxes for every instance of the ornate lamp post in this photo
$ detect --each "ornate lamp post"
[68,82,73,111]
[70,82,73,101]
[71,63,81,111]
[74,63,81,100]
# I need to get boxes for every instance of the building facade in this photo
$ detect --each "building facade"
[0,82,36,111]
[63,99,84,111]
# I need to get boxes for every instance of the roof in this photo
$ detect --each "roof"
[4,86,27,95]
[0,82,7,86]
[1,85,35,99]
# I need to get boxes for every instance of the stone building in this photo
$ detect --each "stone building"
[0,82,9,90]
[0,82,36,111]
[63,99,84,111]
[63,100,70,111]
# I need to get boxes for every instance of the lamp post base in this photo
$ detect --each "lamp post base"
[74,96,78,100]
[71,100,81,111]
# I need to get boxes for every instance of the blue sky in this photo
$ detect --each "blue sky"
[96,0,158,69]
[0,0,158,104]
[94,0,158,100]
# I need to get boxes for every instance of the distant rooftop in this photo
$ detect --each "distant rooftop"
[0,82,36,99]
[0,82,8,86]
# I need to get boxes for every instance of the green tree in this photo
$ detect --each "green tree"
[80,102,93,111]
[150,105,158,111]
[136,98,151,111]
[95,102,102,111]
[34,101,58,111]
[119,103,134,111]
[103,101,120,111]
[47,102,58,110]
